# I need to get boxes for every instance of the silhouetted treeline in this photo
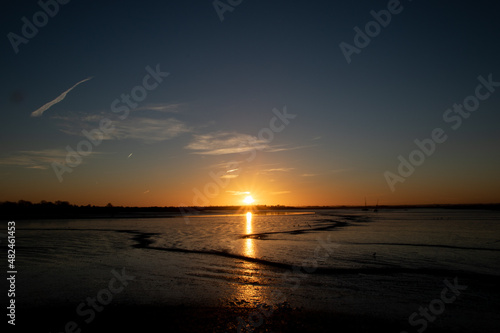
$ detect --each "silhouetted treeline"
[0,201,300,219]
[1,200,498,220]
[0,200,183,219]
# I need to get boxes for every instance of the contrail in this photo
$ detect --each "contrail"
[30,77,93,117]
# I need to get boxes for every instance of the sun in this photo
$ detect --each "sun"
[243,195,255,205]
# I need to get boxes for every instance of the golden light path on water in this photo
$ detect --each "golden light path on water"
[231,211,271,306]
[245,212,254,257]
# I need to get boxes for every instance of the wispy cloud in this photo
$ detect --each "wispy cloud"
[56,111,191,143]
[0,149,71,169]
[261,167,295,173]
[186,132,268,155]
[134,103,184,113]
[113,118,190,143]
[270,191,291,195]
[185,132,311,155]
[0,148,111,170]
[31,77,93,117]
[206,161,241,172]
[226,191,250,196]
[221,174,238,179]
[301,169,349,177]
[266,144,315,153]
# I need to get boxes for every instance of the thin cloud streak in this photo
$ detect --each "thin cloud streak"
[134,103,184,113]
[270,191,291,195]
[265,144,315,153]
[185,132,309,156]
[301,169,349,177]
[113,118,190,143]
[0,149,69,169]
[0,149,110,170]
[31,77,93,117]
[220,174,238,179]
[185,132,268,155]
[261,168,295,173]
[57,113,191,143]
[226,191,250,196]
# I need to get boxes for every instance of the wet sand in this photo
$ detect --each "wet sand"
[12,212,500,332]
[17,305,414,333]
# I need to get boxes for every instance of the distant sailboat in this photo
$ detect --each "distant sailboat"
[373,199,379,212]
[362,197,368,211]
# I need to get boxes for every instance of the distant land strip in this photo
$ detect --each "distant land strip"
[1,200,499,220]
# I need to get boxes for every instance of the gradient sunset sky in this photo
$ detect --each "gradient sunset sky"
[1,0,499,206]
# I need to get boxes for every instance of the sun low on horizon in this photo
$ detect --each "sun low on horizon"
[243,195,255,205]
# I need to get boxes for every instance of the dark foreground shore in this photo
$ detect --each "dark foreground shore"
[13,305,474,333]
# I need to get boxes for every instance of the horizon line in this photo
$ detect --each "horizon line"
[2,200,500,209]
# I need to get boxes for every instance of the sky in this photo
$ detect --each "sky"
[1,0,499,207]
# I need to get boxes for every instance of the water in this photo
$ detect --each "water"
[9,209,500,331]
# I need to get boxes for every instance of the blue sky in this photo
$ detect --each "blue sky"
[1,0,499,206]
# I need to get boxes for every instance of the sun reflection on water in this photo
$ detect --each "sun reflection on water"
[229,211,270,306]
[245,212,254,257]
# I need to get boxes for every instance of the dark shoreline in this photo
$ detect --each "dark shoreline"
[2,201,500,220]
[16,304,464,333]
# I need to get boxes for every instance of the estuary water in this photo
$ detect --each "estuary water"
[10,208,500,332]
